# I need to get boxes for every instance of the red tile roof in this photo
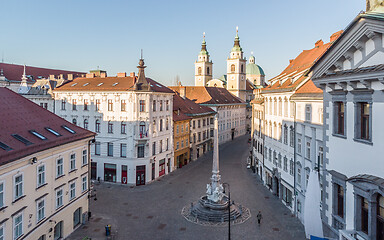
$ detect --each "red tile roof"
[294,79,322,94]
[173,94,215,121]
[0,62,85,83]
[0,87,95,165]
[169,86,245,105]
[55,76,174,93]
[263,35,340,93]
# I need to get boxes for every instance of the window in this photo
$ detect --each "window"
[153,100,156,111]
[160,100,163,111]
[166,100,169,111]
[137,144,145,158]
[159,140,162,153]
[139,100,145,112]
[318,146,323,166]
[290,101,295,118]
[306,141,311,159]
[334,101,345,135]
[198,67,202,75]
[120,143,127,158]
[95,142,100,155]
[176,125,179,134]
[108,100,113,111]
[37,199,45,222]
[297,138,302,154]
[121,122,126,134]
[181,140,184,148]
[72,99,77,110]
[356,102,371,141]
[193,120,195,129]
[166,118,169,130]
[273,98,277,115]
[289,127,294,147]
[84,99,88,111]
[82,175,87,192]
[283,156,288,172]
[207,67,210,75]
[231,64,235,73]
[95,120,100,133]
[56,158,63,177]
[289,159,294,175]
[13,212,23,239]
[166,138,169,151]
[360,196,369,234]
[377,195,384,240]
[198,132,201,142]
[0,224,3,240]
[14,174,23,200]
[152,142,156,156]
[240,64,244,73]
[181,124,184,133]
[37,165,45,187]
[121,100,126,111]
[278,154,282,168]
[269,149,272,162]
[96,99,100,111]
[73,207,82,228]
[284,99,288,117]
[176,142,179,150]
[108,121,113,133]
[160,119,163,132]
[283,125,288,145]
[336,184,344,218]
[198,120,201,128]
[56,188,63,209]
[0,182,3,208]
[278,98,282,116]
[297,166,302,186]
[70,153,76,171]
[107,143,113,157]
[82,150,87,165]
[153,120,156,133]
[69,182,76,201]
[305,104,311,121]
[81,119,88,130]
[72,118,77,125]
[61,100,66,110]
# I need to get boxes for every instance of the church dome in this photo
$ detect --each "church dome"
[246,56,265,76]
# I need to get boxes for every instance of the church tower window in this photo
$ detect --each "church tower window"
[198,67,202,75]
[207,67,210,75]
[231,64,235,73]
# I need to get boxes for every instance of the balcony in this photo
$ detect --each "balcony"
[134,131,149,140]
[339,230,368,240]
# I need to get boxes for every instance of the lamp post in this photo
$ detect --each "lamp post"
[223,182,230,240]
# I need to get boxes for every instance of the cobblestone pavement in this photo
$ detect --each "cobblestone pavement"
[67,135,306,240]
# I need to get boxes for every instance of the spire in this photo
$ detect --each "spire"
[249,51,255,64]
[231,26,242,52]
[18,65,30,94]
[134,53,151,91]
[199,32,209,56]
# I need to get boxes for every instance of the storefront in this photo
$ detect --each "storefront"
[104,163,116,182]
[159,159,165,177]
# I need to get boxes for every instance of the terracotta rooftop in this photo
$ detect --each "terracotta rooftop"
[169,86,245,105]
[0,62,85,83]
[55,75,174,93]
[290,80,323,100]
[0,88,95,165]
[173,94,215,121]
[263,32,342,93]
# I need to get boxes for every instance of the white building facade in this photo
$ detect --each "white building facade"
[310,6,384,239]
[54,60,174,186]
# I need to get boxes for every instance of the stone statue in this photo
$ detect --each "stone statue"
[367,0,384,12]
[206,183,212,195]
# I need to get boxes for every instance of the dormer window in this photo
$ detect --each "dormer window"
[12,134,33,145]
[29,130,47,140]
[97,83,104,87]
[62,125,76,134]
[45,127,61,136]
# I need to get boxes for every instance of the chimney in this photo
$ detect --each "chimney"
[315,39,324,48]
[130,72,135,77]
[330,30,343,42]
[179,86,186,99]
[100,72,107,78]
[117,72,126,77]
[67,74,73,81]
[289,59,294,64]
[86,73,95,78]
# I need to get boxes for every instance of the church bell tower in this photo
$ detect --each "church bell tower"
[195,33,213,86]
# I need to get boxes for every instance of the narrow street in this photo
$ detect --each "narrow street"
[69,135,306,240]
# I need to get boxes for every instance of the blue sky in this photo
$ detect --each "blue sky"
[0,0,365,86]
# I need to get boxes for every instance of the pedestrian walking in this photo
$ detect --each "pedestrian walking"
[256,211,263,226]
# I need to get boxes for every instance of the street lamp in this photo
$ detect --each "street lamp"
[223,182,231,240]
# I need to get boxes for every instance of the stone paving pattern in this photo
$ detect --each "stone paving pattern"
[67,135,306,240]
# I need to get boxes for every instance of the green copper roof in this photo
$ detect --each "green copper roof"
[231,32,242,52]
[199,38,209,55]
[246,63,265,76]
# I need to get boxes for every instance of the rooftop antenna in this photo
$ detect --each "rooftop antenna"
[141,49,143,59]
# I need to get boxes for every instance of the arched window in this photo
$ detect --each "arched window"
[95,119,100,133]
[108,121,113,133]
[241,64,244,73]
[121,121,126,134]
[72,118,77,125]
[274,98,277,115]
[377,194,384,239]
[283,125,288,145]
[269,121,272,137]
[207,67,210,75]
[284,98,288,117]
[159,119,163,131]
[278,123,282,141]
[278,98,282,116]
[166,118,169,130]
[274,122,277,139]
[231,64,235,73]
[83,119,88,129]
[198,67,202,75]
[289,126,294,147]
[269,98,272,114]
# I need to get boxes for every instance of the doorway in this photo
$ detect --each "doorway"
[152,163,155,180]
[136,165,146,186]
[121,165,127,184]
[54,221,63,240]
[231,130,234,140]
[104,163,116,182]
